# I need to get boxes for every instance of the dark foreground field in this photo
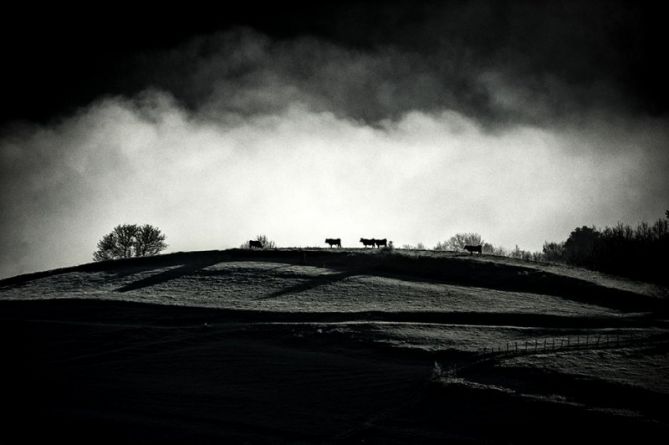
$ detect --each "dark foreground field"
[1,248,668,443]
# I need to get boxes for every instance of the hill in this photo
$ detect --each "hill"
[1,248,668,443]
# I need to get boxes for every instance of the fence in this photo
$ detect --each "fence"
[437,331,669,377]
[477,332,645,358]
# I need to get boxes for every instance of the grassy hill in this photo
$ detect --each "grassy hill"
[1,248,668,443]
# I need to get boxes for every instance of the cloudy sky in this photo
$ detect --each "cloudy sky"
[1,1,667,278]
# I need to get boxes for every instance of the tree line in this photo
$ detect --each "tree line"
[541,211,669,284]
[428,210,669,284]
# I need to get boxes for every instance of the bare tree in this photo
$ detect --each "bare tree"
[255,234,276,249]
[93,232,124,261]
[93,224,167,261]
[239,234,276,249]
[434,233,484,251]
[116,224,138,258]
[134,224,167,257]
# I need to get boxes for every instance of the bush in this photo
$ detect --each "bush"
[401,242,425,250]
[93,224,167,261]
[240,234,277,249]
[509,245,534,261]
[434,233,484,251]
[542,241,566,262]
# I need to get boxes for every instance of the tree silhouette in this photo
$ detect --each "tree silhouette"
[564,226,599,267]
[434,233,483,251]
[135,224,168,257]
[542,241,566,261]
[93,224,167,261]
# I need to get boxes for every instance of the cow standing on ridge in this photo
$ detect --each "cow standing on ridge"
[325,238,341,248]
[360,238,375,248]
[249,240,263,249]
[463,244,482,255]
[374,238,387,248]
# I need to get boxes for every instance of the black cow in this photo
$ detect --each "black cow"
[374,238,387,248]
[360,238,375,248]
[325,238,341,248]
[463,244,482,255]
[249,240,263,249]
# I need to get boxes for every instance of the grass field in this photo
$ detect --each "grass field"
[1,248,667,443]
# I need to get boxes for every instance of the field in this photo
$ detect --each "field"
[1,248,668,443]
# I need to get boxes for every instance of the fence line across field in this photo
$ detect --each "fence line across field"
[476,333,649,358]
[434,332,668,378]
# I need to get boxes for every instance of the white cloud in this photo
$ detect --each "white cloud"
[2,91,666,277]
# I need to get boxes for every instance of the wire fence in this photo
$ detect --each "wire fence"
[436,331,669,377]
[477,332,644,358]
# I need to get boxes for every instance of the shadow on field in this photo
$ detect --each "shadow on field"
[111,264,174,280]
[0,299,656,332]
[0,304,431,444]
[259,269,364,300]
[116,258,225,292]
[2,297,668,443]
[357,378,669,444]
[460,363,669,424]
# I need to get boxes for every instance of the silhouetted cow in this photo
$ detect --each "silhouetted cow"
[464,244,482,255]
[249,240,263,249]
[374,238,387,248]
[325,238,341,248]
[360,238,375,248]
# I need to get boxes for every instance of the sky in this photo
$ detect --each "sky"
[1,1,668,278]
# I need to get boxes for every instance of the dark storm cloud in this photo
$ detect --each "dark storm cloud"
[2,1,666,126]
[111,0,668,129]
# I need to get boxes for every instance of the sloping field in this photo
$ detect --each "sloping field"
[1,249,668,443]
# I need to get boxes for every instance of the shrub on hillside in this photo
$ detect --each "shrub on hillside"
[240,234,277,249]
[542,241,566,262]
[434,233,484,251]
[401,242,425,250]
[509,245,540,262]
